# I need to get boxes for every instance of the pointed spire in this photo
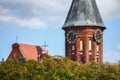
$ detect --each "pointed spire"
[63,0,106,29]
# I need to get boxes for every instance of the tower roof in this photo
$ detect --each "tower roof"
[63,0,106,29]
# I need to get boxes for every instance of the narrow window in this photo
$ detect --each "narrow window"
[72,45,75,51]
[96,45,99,52]
[71,45,75,55]
[80,40,83,51]
[89,40,92,51]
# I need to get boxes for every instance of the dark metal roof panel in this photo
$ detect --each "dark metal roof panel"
[63,0,106,28]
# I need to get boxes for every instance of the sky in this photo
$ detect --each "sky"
[0,0,120,63]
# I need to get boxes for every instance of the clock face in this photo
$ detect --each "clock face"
[94,29,103,44]
[67,30,77,44]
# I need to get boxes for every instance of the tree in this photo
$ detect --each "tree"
[0,56,120,80]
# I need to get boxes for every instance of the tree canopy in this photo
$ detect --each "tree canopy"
[0,55,120,80]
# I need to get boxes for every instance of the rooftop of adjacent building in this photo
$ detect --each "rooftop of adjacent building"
[7,43,48,61]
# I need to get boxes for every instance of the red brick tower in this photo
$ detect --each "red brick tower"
[62,0,106,63]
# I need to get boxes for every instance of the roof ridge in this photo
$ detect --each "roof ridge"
[17,43,41,47]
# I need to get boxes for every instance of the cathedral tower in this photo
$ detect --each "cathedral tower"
[62,0,106,63]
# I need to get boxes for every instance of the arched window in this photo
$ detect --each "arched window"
[80,40,83,51]
[80,40,83,55]
[89,40,92,51]
[96,45,99,52]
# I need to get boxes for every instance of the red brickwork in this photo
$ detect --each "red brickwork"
[63,26,104,64]
[7,44,22,59]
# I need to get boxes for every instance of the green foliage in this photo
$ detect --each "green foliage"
[0,56,120,80]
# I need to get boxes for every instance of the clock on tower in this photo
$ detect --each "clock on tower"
[62,0,106,64]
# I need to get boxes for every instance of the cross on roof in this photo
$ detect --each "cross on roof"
[42,41,48,50]
[16,36,18,43]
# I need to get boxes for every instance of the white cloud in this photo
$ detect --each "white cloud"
[0,0,70,17]
[104,44,120,63]
[16,18,46,29]
[96,0,120,19]
[0,0,71,29]
[0,16,14,22]
[0,6,10,15]
[0,0,119,29]
[0,15,46,29]
[117,44,120,50]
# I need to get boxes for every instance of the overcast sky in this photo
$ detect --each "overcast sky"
[0,0,120,63]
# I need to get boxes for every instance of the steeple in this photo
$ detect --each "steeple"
[63,0,106,29]
[62,0,106,64]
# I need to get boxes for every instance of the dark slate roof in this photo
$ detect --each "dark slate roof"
[63,0,106,28]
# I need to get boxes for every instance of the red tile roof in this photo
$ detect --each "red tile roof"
[7,43,49,61]
[18,44,42,61]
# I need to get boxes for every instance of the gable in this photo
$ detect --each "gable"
[7,46,23,60]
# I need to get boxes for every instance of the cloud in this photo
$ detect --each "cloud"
[0,0,119,29]
[104,44,120,63]
[16,18,46,29]
[96,0,120,19]
[0,0,70,18]
[0,15,46,29]
[0,6,10,15]
[0,0,71,29]
[117,44,120,50]
[0,5,46,29]
[0,16,14,22]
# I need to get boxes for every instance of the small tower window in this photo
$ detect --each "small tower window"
[72,45,75,51]
[96,45,99,52]
[80,40,83,51]
[89,40,92,51]
[71,45,75,55]
[80,40,83,55]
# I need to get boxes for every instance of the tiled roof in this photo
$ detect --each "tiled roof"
[18,44,42,61]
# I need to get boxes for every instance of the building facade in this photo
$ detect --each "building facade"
[7,43,48,61]
[62,0,106,63]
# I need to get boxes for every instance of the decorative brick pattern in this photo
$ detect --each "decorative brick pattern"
[63,26,104,64]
